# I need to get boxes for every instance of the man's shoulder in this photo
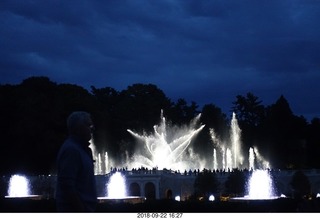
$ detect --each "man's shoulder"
[59,137,81,153]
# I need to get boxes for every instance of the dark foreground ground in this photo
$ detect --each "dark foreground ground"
[1,197,320,213]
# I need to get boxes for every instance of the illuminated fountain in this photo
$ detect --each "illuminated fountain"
[5,174,41,200]
[246,169,277,199]
[126,110,205,171]
[97,171,145,204]
[94,109,206,201]
[92,111,256,173]
[90,110,206,174]
[92,111,280,201]
[230,169,283,201]
[210,113,282,200]
[90,140,112,175]
[106,172,127,198]
[210,112,245,170]
[210,112,270,170]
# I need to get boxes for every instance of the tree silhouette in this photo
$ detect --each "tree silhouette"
[306,118,320,168]
[232,92,265,127]
[0,76,319,175]
[262,95,308,169]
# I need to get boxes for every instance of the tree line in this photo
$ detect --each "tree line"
[0,76,319,175]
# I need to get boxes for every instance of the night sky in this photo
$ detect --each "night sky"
[1,0,320,120]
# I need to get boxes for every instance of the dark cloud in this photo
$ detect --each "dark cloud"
[0,0,319,120]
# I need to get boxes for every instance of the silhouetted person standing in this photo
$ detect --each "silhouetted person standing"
[55,111,97,212]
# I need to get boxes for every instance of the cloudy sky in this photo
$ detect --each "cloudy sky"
[1,0,320,120]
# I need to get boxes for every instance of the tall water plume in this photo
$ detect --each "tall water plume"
[210,112,271,170]
[230,112,243,168]
[210,112,243,170]
[90,139,113,175]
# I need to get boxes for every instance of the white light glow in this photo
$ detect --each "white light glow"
[7,174,30,197]
[107,172,127,198]
[248,170,275,199]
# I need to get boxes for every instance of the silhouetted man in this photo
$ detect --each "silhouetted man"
[55,111,97,212]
